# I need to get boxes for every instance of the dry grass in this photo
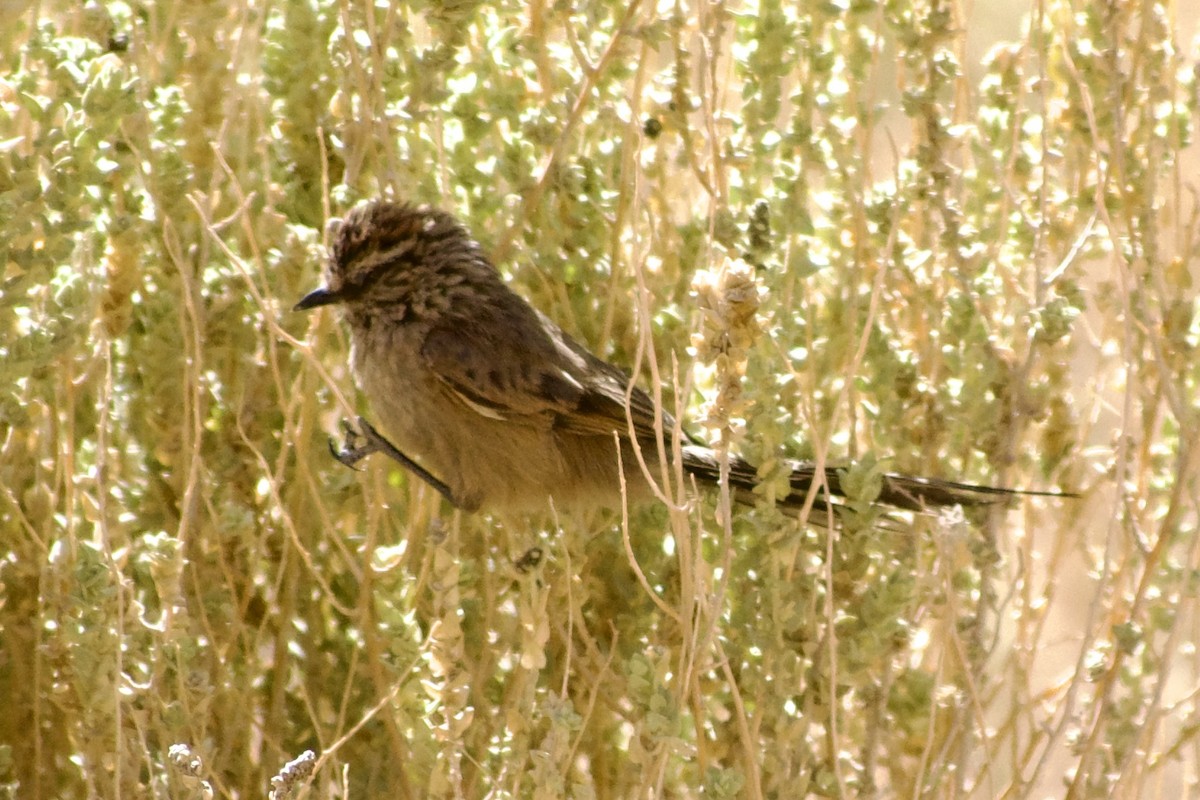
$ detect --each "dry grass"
[1,0,1198,797]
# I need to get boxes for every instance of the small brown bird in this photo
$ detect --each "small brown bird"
[297,200,1062,519]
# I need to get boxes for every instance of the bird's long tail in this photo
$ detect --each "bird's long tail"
[680,444,1069,519]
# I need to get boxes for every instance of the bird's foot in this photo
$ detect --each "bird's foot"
[329,417,460,507]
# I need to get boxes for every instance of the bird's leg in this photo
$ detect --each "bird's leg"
[330,416,460,507]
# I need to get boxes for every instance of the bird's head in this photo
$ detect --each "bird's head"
[295,200,487,315]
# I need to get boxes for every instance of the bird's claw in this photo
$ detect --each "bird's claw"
[327,416,460,507]
[329,418,375,470]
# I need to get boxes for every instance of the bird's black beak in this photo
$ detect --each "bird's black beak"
[294,287,340,311]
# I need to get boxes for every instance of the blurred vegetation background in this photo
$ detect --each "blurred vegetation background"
[2,0,1198,797]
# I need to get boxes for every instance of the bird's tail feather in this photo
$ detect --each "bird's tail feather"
[680,444,1070,520]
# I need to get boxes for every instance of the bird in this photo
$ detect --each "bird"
[296,199,1067,520]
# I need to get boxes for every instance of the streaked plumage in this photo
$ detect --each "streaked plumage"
[298,200,1066,518]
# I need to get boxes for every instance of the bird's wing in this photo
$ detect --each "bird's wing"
[546,312,665,439]
[419,299,665,439]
